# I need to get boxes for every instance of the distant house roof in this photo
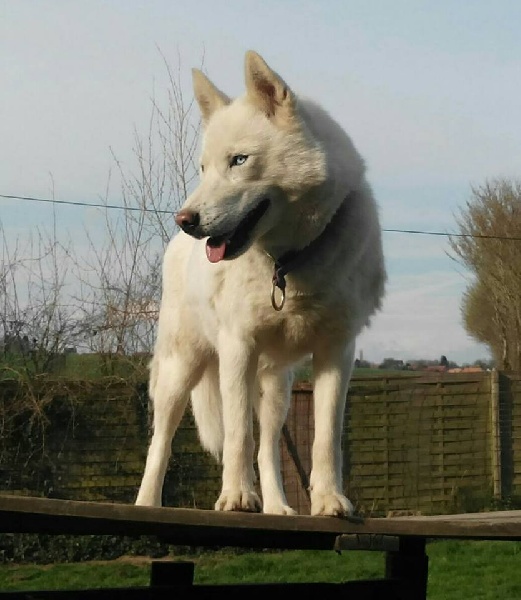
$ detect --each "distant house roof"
[447,366,483,373]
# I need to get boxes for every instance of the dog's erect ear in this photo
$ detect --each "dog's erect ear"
[244,51,296,121]
[192,69,230,125]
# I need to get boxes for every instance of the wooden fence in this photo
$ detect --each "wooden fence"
[1,371,520,516]
[282,371,521,515]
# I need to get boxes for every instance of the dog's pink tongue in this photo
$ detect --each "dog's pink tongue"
[206,240,226,263]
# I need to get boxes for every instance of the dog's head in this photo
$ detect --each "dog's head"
[176,51,329,263]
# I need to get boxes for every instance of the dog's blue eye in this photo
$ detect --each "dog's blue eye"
[231,154,248,167]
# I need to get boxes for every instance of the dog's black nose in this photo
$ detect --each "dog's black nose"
[175,209,200,235]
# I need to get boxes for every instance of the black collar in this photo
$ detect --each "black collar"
[270,194,351,310]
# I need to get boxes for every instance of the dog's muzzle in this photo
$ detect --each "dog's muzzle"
[175,209,204,238]
[175,200,270,263]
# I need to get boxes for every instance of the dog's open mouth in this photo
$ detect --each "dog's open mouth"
[205,199,270,263]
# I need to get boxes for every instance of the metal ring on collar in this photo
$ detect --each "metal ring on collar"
[271,281,285,311]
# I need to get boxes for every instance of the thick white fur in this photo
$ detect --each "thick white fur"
[136,51,385,516]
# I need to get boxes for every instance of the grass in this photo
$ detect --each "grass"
[1,352,424,383]
[1,541,521,598]
[427,541,521,599]
[0,352,150,381]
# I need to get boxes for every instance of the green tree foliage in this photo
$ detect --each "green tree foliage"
[450,178,521,370]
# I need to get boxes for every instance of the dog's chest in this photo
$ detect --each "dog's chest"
[186,248,351,357]
[260,314,319,362]
[257,295,350,362]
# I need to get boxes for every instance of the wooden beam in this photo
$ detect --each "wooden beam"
[386,537,428,600]
[0,580,401,599]
[1,495,521,550]
[490,368,502,498]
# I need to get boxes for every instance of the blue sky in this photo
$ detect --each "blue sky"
[2,0,520,364]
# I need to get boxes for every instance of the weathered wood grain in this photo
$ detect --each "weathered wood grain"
[1,495,521,550]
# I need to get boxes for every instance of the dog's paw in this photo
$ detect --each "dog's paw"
[262,502,297,516]
[310,491,354,517]
[215,490,262,512]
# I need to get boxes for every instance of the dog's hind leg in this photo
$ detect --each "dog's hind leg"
[255,369,296,515]
[214,332,261,512]
[309,339,356,517]
[136,352,205,507]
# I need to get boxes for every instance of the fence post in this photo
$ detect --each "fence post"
[490,369,502,499]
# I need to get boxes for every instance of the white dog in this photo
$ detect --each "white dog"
[136,51,385,516]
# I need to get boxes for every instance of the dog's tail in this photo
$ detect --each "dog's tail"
[190,360,224,461]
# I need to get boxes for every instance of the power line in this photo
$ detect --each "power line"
[0,193,172,214]
[382,227,521,241]
[2,192,521,241]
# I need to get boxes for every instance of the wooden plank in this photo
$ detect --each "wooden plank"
[0,495,345,550]
[350,390,489,403]
[0,580,402,599]
[1,495,521,547]
[350,463,488,477]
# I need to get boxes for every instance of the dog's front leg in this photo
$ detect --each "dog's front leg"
[310,340,356,516]
[215,332,261,512]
